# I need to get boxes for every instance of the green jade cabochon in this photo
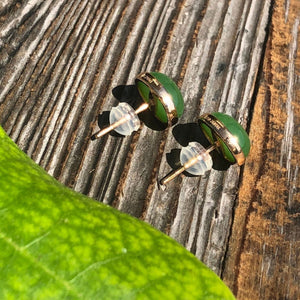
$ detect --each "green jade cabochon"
[136,72,184,124]
[199,112,250,164]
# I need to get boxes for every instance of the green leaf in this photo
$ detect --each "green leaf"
[0,126,235,299]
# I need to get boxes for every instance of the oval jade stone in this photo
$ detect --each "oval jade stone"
[136,72,184,124]
[200,112,250,164]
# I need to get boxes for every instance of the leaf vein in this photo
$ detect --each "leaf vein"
[0,232,81,298]
[69,253,127,283]
[23,231,51,249]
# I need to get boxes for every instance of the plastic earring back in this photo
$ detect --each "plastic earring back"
[159,112,251,189]
[91,72,184,139]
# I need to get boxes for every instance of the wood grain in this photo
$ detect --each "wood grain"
[0,0,299,298]
[223,1,300,299]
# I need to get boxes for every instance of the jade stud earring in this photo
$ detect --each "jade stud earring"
[159,112,251,188]
[91,72,184,139]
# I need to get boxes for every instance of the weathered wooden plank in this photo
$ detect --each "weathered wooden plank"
[118,0,207,217]
[73,0,182,205]
[146,0,271,275]
[223,0,300,299]
[0,0,299,298]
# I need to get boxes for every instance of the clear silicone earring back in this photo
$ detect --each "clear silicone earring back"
[109,103,141,136]
[180,142,213,175]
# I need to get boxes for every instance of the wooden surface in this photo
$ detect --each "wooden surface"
[0,0,299,298]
